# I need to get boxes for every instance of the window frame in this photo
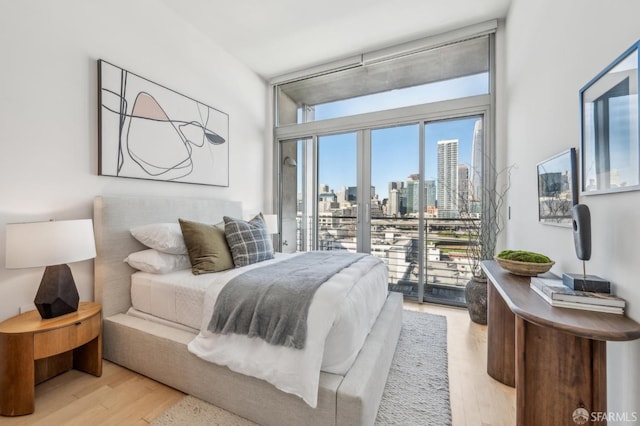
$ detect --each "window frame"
[272,30,496,305]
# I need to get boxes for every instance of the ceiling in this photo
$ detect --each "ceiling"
[160,0,511,80]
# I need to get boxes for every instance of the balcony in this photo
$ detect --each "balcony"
[295,215,480,307]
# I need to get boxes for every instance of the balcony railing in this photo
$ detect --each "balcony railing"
[295,215,480,306]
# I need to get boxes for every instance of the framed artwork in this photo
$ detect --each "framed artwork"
[580,40,639,195]
[537,148,578,226]
[98,60,229,186]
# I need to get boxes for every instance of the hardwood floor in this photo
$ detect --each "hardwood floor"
[2,302,514,425]
[406,302,516,426]
[0,360,183,426]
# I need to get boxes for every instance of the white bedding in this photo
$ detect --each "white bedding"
[131,268,208,330]
[130,253,307,330]
[131,252,388,407]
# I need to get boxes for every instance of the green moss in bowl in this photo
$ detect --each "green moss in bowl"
[495,250,554,276]
[496,250,552,263]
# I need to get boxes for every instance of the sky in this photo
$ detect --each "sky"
[316,116,480,200]
[313,73,487,200]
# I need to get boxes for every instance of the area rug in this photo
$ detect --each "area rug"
[151,309,451,426]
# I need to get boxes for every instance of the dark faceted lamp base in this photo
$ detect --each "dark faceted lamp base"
[34,264,80,319]
[562,273,611,293]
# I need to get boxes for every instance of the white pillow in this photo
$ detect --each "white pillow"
[124,249,191,274]
[130,222,187,254]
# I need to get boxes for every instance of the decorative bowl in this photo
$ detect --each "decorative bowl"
[494,257,555,276]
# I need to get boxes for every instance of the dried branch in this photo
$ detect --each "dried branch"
[461,160,514,279]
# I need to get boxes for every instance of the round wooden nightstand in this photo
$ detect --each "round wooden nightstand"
[0,302,102,416]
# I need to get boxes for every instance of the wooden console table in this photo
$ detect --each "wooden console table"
[482,260,640,426]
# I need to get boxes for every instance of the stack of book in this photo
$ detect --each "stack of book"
[530,277,625,314]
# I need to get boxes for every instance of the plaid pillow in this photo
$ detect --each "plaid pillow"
[223,213,274,267]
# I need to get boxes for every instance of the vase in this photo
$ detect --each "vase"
[465,276,487,325]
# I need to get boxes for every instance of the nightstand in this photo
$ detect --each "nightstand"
[0,301,102,416]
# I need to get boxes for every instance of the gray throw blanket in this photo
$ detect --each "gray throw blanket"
[208,251,366,349]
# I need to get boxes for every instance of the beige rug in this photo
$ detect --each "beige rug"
[151,395,257,426]
[152,310,450,426]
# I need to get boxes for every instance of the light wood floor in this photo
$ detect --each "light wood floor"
[406,302,515,426]
[3,302,515,425]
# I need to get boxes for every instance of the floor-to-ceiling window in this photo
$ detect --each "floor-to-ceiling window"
[423,116,483,305]
[370,124,421,296]
[317,132,358,251]
[273,24,495,306]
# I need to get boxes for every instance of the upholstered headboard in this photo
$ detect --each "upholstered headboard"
[93,195,243,318]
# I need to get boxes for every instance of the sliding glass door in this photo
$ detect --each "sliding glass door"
[370,124,421,297]
[278,115,484,306]
[274,29,495,305]
[317,132,358,252]
[281,114,491,307]
[422,116,483,305]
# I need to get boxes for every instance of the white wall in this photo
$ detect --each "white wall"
[503,0,640,420]
[0,0,269,321]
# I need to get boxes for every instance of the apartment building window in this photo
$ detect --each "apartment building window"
[273,23,496,306]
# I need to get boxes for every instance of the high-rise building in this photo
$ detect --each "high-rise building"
[425,179,436,208]
[386,181,405,216]
[345,186,357,202]
[470,119,483,201]
[458,164,469,214]
[437,139,459,218]
[342,186,376,203]
[318,189,338,213]
[336,187,348,204]
[405,176,419,214]
[403,176,435,215]
[388,189,400,216]
[388,181,403,200]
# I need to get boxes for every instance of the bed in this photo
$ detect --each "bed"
[93,195,403,426]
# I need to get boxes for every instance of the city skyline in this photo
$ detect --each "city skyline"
[316,116,481,209]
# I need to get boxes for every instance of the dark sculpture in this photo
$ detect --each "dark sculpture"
[563,204,609,292]
[572,204,592,261]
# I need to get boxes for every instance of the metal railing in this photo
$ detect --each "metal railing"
[295,215,480,305]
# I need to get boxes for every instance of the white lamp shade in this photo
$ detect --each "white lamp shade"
[262,214,279,234]
[6,219,96,269]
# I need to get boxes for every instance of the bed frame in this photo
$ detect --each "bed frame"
[93,195,402,426]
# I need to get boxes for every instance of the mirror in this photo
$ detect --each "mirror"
[580,41,639,195]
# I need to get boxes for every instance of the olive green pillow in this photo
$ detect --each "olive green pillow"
[178,218,234,274]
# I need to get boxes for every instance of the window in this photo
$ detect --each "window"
[274,25,495,306]
[276,34,490,126]
[313,74,488,121]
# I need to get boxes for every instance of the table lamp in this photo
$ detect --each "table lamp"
[262,214,279,235]
[5,219,96,319]
[262,214,279,251]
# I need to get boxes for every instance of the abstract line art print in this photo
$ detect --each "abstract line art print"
[98,60,229,186]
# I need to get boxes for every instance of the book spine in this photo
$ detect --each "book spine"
[551,300,623,314]
[529,278,556,299]
[530,278,625,308]
[554,294,625,308]
[529,284,624,314]
[530,284,553,304]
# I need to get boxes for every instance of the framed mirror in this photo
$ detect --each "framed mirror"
[537,148,578,226]
[580,41,639,195]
